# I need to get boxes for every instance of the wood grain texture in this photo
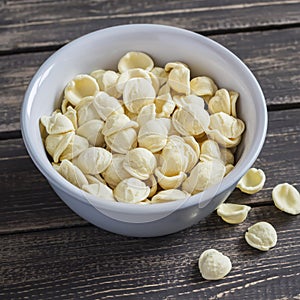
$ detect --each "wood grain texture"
[0,205,299,299]
[0,27,299,133]
[1,0,300,52]
[1,109,299,234]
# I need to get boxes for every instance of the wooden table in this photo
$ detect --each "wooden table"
[1,1,300,299]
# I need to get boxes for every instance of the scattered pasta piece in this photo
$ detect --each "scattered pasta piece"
[198,249,232,280]
[245,221,277,251]
[217,203,251,224]
[237,168,266,194]
[272,183,300,215]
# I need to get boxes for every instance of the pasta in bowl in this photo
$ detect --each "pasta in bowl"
[21,24,267,237]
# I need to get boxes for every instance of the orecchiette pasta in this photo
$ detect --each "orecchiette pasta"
[123,77,156,113]
[182,160,225,194]
[91,69,121,99]
[82,182,115,201]
[41,111,74,135]
[75,96,99,126]
[217,203,251,224]
[123,148,157,180]
[152,189,190,203]
[93,91,124,120]
[102,154,132,188]
[41,51,246,204]
[72,147,112,175]
[114,178,150,203]
[56,159,88,188]
[198,249,232,281]
[76,119,105,147]
[190,76,218,99]
[272,183,300,215]
[167,63,190,95]
[245,221,277,251]
[236,168,266,194]
[155,168,187,190]
[64,74,99,106]
[118,51,154,73]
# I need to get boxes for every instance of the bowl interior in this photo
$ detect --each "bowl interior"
[21,24,267,212]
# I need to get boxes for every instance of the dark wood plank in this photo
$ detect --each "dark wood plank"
[1,27,299,133]
[0,205,299,299]
[1,109,299,234]
[0,152,88,234]
[1,0,300,52]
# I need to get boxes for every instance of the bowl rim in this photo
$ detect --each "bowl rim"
[21,24,268,215]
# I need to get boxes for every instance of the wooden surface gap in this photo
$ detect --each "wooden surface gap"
[0,130,22,140]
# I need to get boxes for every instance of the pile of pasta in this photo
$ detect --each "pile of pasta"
[40,51,245,204]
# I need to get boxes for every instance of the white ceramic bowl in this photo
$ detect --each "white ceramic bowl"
[21,24,267,237]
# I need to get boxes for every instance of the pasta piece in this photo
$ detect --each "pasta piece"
[41,111,74,135]
[182,160,225,194]
[75,96,99,126]
[236,168,266,194]
[93,91,124,120]
[151,67,168,86]
[144,174,157,198]
[82,182,115,201]
[245,222,277,251]
[77,119,105,147]
[217,203,251,224]
[45,132,74,163]
[136,103,156,127]
[167,63,190,95]
[155,93,176,118]
[102,154,131,188]
[198,249,232,280]
[63,106,78,130]
[272,183,300,215]
[172,102,210,136]
[72,147,112,175]
[105,128,137,154]
[138,119,169,153]
[190,76,218,101]
[151,189,190,203]
[91,69,121,99]
[209,112,245,139]
[116,68,152,93]
[102,113,138,137]
[56,159,88,188]
[114,178,150,203]
[154,168,187,190]
[208,89,231,115]
[123,78,156,114]
[60,134,89,161]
